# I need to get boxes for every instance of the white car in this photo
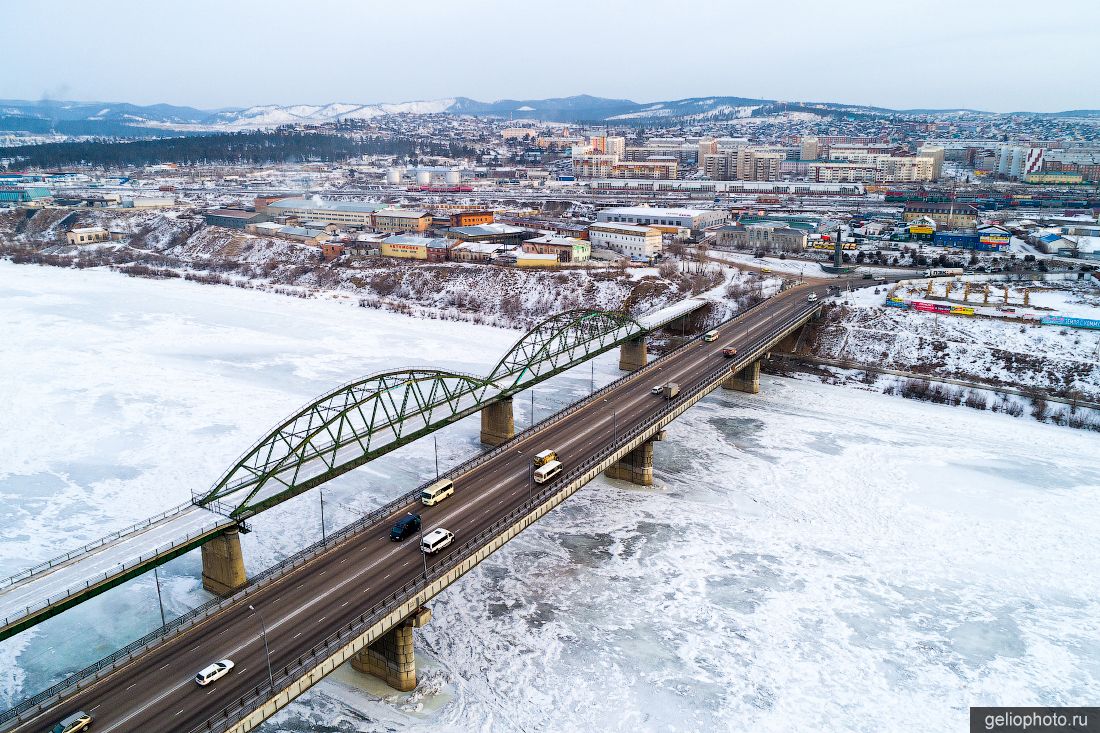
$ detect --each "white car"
[195,659,235,686]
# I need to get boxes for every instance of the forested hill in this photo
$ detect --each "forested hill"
[0,129,476,169]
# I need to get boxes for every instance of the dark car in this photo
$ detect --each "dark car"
[390,513,422,541]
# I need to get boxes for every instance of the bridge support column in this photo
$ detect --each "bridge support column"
[352,606,431,691]
[480,397,515,446]
[604,430,663,486]
[619,337,647,371]
[722,360,761,394]
[201,527,247,596]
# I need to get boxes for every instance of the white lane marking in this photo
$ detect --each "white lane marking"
[89,300,806,732]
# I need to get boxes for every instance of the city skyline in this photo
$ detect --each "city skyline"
[3,0,1099,113]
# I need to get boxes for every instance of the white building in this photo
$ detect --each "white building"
[595,206,728,230]
[588,222,663,259]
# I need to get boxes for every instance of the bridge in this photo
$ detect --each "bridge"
[1,282,835,733]
[0,298,708,642]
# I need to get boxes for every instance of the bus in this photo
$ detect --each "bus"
[533,460,563,484]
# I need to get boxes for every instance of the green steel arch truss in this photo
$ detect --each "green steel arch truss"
[196,309,645,518]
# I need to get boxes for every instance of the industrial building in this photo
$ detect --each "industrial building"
[265,198,386,228]
[446,223,532,247]
[589,179,865,196]
[596,206,728,231]
[372,208,432,233]
[65,226,109,245]
[204,209,271,230]
[521,234,591,263]
[449,211,494,227]
[587,222,663,259]
[380,234,453,261]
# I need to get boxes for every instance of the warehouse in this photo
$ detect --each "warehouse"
[204,208,271,230]
[595,206,728,231]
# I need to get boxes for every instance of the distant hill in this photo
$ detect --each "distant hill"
[1,95,1098,137]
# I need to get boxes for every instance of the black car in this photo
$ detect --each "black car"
[390,513,422,541]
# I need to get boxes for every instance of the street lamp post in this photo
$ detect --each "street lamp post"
[433,436,439,480]
[319,489,326,544]
[417,519,428,579]
[248,604,274,692]
[153,566,166,628]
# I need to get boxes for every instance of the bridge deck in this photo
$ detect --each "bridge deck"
[637,297,708,330]
[0,505,233,638]
[4,284,832,733]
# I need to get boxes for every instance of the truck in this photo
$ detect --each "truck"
[721,346,738,358]
[662,382,680,400]
[923,268,964,277]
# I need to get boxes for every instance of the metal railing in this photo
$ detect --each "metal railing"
[0,518,233,632]
[0,500,198,591]
[0,292,814,728]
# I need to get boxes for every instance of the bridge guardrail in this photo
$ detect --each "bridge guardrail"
[0,291,810,728]
[0,500,198,591]
[0,517,234,633]
[175,310,815,733]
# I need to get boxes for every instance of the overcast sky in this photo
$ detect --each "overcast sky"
[3,0,1098,112]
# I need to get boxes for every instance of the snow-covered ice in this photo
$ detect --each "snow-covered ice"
[2,262,1099,732]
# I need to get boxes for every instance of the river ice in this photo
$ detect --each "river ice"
[1,262,1098,731]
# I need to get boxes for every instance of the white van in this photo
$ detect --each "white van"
[533,459,563,484]
[420,478,454,506]
[421,528,454,554]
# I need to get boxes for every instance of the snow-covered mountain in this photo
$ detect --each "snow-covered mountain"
[210,99,457,127]
[2,95,1099,138]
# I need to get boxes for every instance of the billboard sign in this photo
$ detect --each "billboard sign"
[1041,315,1100,330]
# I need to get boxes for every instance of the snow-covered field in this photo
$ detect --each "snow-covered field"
[2,263,1099,731]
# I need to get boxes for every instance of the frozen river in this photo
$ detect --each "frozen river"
[2,262,1099,731]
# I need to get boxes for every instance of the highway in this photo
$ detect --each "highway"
[9,283,836,733]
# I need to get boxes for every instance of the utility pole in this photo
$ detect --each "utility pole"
[153,566,166,628]
[248,605,275,692]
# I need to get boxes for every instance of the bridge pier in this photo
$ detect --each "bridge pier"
[352,606,431,691]
[618,337,647,371]
[722,360,761,394]
[604,430,664,486]
[479,397,515,446]
[200,527,248,596]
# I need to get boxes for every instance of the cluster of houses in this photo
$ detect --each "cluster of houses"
[199,197,727,267]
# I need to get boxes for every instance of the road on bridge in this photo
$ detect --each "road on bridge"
[11,282,839,733]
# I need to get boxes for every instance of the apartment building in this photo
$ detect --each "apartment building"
[608,159,679,179]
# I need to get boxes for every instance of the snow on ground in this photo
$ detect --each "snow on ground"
[821,280,1100,398]
[3,263,1100,732]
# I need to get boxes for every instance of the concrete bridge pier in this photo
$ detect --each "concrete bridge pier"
[200,527,248,596]
[722,360,761,394]
[605,430,664,486]
[480,396,515,446]
[619,337,648,371]
[352,606,432,691]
